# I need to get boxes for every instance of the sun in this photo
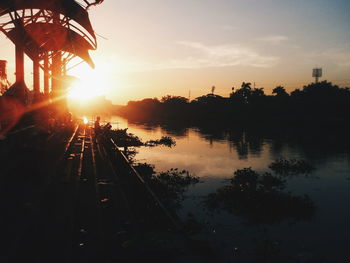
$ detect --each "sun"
[67,64,108,103]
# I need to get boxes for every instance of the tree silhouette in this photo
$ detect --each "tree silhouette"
[118,80,350,128]
[161,95,188,104]
[230,82,252,104]
[251,87,265,97]
[272,86,289,97]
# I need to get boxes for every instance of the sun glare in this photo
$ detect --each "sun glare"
[67,65,109,103]
[83,116,88,124]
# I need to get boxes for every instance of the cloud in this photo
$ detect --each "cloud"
[319,49,350,67]
[256,35,288,45]
[125,41,280,72]
[221,25,238,31]
[306,47,350,67]
[177,41,279,68]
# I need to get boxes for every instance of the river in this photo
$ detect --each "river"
[103,115,350,262]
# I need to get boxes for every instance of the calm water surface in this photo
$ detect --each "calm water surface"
[106,116,350,262]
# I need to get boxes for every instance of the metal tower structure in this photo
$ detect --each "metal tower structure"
[312,68,322,83]
[0,0,100,105]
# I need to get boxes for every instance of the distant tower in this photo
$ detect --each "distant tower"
[211,85,216,95]
[312,68,322,83]
[0,60,8,94]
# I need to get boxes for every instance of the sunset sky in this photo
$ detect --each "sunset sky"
[1,0,349,104]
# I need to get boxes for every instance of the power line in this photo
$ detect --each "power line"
[95,32,108,40]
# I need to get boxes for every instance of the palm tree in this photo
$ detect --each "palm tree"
[272,86,289,97]
[241,82,252,90]
[238,82,252,103]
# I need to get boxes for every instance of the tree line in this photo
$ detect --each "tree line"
[117,81,350,127]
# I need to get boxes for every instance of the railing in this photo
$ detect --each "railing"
[108,136,182,231]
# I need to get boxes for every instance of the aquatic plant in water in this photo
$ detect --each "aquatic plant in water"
[144,136,176,147]
[109,129,176,148]
[109,128,143,147]
[268,158,314,175]
[205,167,314,224]
[134,164,199,211]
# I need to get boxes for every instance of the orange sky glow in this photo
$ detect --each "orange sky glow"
[1,0,349,105]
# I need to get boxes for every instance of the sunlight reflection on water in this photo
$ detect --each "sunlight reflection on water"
[109,116,271,179]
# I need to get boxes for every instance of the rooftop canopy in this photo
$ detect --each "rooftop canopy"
[7,22,95,68]
[0,0,96,42]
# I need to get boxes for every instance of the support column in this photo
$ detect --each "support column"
[51,51,62,95]
[44,54,50,95]
[33,56,40,102]
[51,12,62,97]
[14,44,28,105]
[62,58,67,76]
[15,44,24,83]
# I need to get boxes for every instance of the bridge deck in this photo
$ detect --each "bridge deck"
[0,124,213,263]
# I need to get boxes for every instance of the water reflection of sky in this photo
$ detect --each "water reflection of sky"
[110,116,272,179]
[108,116,350,262]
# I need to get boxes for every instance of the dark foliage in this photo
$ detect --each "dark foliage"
[144,136,176,147]
[108,129,176,148]
[205,167,314,224]
[118,81,350,128]
[134,164,199,211]
[109,128,143,147]
[269,158,314,175]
